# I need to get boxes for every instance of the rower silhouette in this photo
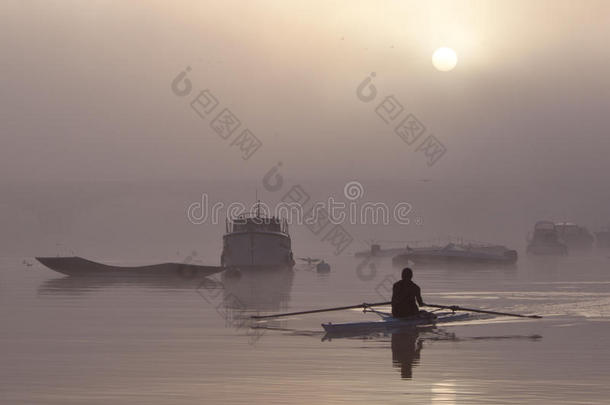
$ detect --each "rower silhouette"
[391,267,426,318]
[391,330,422,379]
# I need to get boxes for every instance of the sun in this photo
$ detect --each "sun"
[432,47,458,72]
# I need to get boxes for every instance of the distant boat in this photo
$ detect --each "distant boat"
[221,202,294,270]
[595,226,610,248]
[298,257,322,265]
[554,222,594,251]
[393,240,518,266]
[355,244,407,258]
[296,257,330,272]
[35,256,223,278]
[316,260,331,273]
[526,221,568,255]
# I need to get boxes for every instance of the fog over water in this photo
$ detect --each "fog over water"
[1,180,608,261]
[1,1,610,404]
[2,1,609,184]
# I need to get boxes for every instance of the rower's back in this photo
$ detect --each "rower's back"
[392,268,424,318]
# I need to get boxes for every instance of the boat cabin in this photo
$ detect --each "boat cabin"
[227,213,288,234]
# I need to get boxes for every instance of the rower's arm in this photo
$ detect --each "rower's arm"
[416,285,425,306]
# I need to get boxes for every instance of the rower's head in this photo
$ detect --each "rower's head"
[402,267,413,280]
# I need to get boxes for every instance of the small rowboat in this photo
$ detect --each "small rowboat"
[322,308,470,336]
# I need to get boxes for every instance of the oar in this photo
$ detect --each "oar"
[251,302,542,320]
[424,303,542,319]
[250,301,391,319]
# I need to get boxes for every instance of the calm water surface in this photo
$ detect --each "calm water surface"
[2,253,610,404]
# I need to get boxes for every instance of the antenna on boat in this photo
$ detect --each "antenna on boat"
[255,189,261,217]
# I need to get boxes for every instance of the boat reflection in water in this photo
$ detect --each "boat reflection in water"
[39,266,295,314]
[215,267,294,312]
[37,272,217,296]
[196,267,294,344]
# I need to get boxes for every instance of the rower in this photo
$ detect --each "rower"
[392,267,426,318]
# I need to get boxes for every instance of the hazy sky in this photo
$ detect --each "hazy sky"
[2,0,609,184]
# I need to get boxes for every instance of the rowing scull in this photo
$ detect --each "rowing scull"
[321,308,471,336]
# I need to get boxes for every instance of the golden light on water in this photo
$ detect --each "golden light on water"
[432,47,458,71]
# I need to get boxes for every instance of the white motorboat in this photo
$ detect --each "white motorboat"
[221,202,295,270]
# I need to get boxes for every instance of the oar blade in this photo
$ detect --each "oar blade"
[424,303,542,319]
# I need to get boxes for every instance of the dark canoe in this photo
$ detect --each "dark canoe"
[36,256,224,278]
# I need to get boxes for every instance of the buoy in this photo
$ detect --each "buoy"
[316,260,331,273]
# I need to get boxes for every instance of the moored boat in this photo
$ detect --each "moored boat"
[221,203,294,270]
[392,239,518,266]
[35,256,223,278]
[554,222,594,251]
[595,226,610,248]
[355,244,407,258]
[527,221,568,255]
[316,260,331,273]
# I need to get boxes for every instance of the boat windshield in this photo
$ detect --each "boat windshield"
[534,221,556,231]
[227,215,287,233]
